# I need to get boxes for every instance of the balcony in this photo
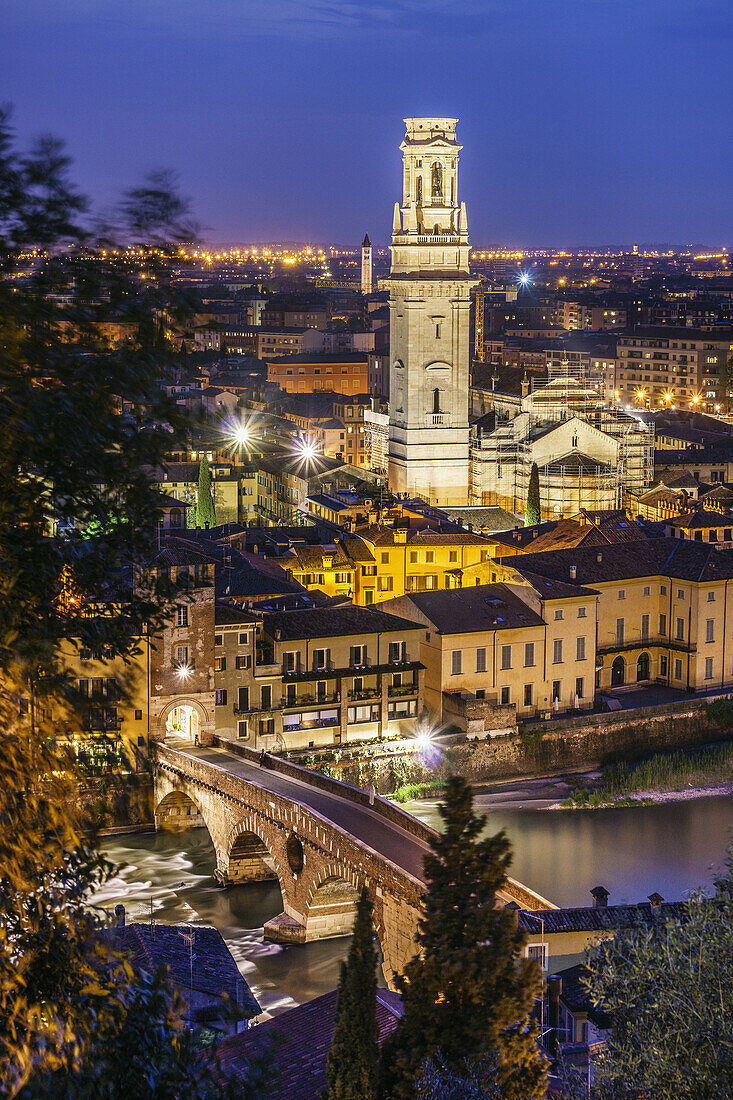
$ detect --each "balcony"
[388,683,418,697]
[597,634,697,656]
[283,691,340,708]
[427,413,446,426]
[282,716,340,733]
[348,687,380,701]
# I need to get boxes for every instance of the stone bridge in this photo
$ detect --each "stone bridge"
[153,738,555,987]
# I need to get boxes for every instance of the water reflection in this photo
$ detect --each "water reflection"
[407,794,733,907]
[95,829,353,1019]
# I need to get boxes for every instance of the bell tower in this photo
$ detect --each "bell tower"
[382,117,476,506]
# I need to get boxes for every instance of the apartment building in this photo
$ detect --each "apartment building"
[266,353,371,396]
[497,539,733,695]
[381,581,596,727]
[215,604,424,751]
[610,327,733,411]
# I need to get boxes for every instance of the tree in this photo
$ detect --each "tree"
[416,1052,501,1099]
[525,462,540,527]
[575,854,733,1099]
[195,454,216,529]
[378,776,546,1100]
[326,888,379,1100]
[0,107,269,1096]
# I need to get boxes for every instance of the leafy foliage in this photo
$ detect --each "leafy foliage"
[326,888,379,1100]
[415,1052,501,1099]
[195,454,216,529]
[576,854,733,1099]
[0,107,268,1097]
[378,776,547,1099]
[525,462,540,527]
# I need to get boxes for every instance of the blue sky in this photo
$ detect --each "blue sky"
[3,0,732,246]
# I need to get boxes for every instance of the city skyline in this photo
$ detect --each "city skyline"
[3,0,732,247]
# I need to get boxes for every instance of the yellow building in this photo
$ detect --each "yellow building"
[381,581,597,729]
[497,537,733,694]
[215,604,425,751]
[57,638,150,768]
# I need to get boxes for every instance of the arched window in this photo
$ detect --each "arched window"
[611,656,625,687]
[416,176,422,203]
[433,388,441,414]
[636,652,650,682]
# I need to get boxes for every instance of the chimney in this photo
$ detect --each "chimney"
[114,904,126,929]
[648,892,664,908]
[596,552,602,563]
[591,885,609,909]
[253,543,258,555]
[570,565,577,580]
[546,975,562,1058]
[275,629,281,640]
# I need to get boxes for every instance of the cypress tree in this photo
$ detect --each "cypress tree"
[195,454,216,529]
[378,777,546,1100]
[525,461,540,527]
[326,888,380,1100]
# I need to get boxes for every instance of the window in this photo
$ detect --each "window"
[578,607,586,618]
[261,685,272,709]
[659,613,667,636]
[215,689,227,706]
[708,591,715,602]
[576,636,586,661]
[476,647,487,673]
[409,551,418,563]
[676,617,684,641]
[674,658,683,680]
[660,655,668,678]
[526,944,548,970]
[214,656,226,672]
[706,619,715,643]
[425,550,434,563]
[177,605,188,627]
[313,648,329,670]
[350,644,368,666]
[677,588,685,599]
[236,655,250,670]
[389,640,406,663]
[553,639,563,664]
[524,642,535,667]
[554,609,564,621]
[643,586,650,597]
[260,718,274,736]
[475,688,485,700]
[237,687,249,710]
[175,645,189,667]
[523,683,533,706]
[239,632,249,644]
[501,645,512,670]
[661,585,667,596]
[616,618,624,645]
[134,709,143,721]
[618,589,625,601]
[214,634,223,647]
[641,614,650,641]
[500,686,510,704]
[449,550,458,563]
[575,677,584,699]
[451,650,462,675]
[552,680,561,702]
[703,656,714,680]
[380,551,389,564]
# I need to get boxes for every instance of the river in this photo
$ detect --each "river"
[96,789,732,1019]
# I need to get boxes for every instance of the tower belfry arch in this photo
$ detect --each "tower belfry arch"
[382,118,477,506]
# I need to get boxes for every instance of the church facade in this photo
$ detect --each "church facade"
[382,118,476,506]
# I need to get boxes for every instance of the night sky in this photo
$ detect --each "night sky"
[3,1,732,247]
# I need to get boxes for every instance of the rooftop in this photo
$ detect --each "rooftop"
[393,584,546,634]
[262,603,422,641]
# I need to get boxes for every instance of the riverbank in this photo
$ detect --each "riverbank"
[558,741,733,810]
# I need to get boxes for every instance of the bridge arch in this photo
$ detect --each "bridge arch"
[155,789,205,831]
[224,816,288,890]
[156,696,212,744]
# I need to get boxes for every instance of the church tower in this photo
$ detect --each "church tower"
[382,118,476,506]
[361,233,372,294]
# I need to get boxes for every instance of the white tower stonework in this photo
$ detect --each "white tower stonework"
[361,233,372,294]
[382,118,476,506]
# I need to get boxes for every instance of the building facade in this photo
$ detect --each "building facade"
[382,118,477,506]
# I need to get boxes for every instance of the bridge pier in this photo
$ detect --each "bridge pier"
[264,912,307,945]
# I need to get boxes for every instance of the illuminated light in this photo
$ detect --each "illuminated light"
[233,424,251,446]
[415,730,433,753]
[175,663,192,681]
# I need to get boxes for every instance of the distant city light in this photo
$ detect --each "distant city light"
[294,436,318,462]
[516,269,534,287]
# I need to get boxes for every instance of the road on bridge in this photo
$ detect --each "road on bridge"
[172,741,433,883]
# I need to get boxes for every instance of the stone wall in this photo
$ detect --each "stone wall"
[451,698,733,782]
